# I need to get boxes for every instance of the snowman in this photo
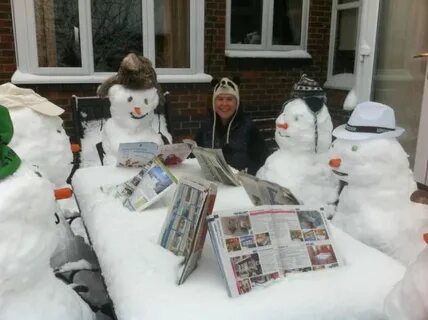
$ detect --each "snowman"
[257,75,339,206]
[0,106,94,320]
[98,53,172,165]
[330,101,428,264]
[384,190,428,320]
[0,82,72,187]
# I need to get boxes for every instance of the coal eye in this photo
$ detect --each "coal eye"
[294,115,299,121]
[352,145,358,152]
[56,130,61,133]
[128,96,133,102]
[144,98,148,105]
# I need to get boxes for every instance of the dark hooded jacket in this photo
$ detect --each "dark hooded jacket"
[195,105,269,175]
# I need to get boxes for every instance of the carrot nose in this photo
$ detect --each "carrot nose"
[134,107,142,115]
[424,233,428,244]
[54,187,73,200]
[329,158,341,168]
[70,143,81,153]
[277,123,288,129]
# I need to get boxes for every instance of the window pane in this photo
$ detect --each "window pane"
[230,0,263,44]
[272,0,302,45]
[154,0,190,68]
[34,0,81,67]
[91,0,143,72]
[333,8,358,74]
[338,0,357,4]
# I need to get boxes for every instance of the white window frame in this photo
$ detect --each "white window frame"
[11,0,210,84]
[324,0,361,90]
[225,0,311,59]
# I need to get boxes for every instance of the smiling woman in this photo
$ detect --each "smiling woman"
[195,77,269,175]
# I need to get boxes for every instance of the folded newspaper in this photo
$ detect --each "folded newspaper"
[102,157,177,211]
[208,205,341,297]
[192,146,240,186]
[117,142,193,167]
[159,176,217,284]
[237,172,300,205]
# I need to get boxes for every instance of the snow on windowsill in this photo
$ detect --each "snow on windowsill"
[324,73,355,90]
[225,49,312,59]
[11,70,213,85]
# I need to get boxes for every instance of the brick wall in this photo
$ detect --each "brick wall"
[0,0,335,142]
[0,0,15,83]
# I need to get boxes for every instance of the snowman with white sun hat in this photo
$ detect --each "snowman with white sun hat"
[256,74,339,206]
[330,101,428,264]
[0,106,94,320]
[98,53,172,165]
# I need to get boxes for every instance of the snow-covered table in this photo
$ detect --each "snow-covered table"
[72,159,405,320]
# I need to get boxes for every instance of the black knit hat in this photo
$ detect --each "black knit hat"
[291,74,326,113]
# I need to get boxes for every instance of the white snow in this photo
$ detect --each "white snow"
[8,107,72,187]
[101,85,172,165]
[0,164,94,320]
[257,99,339,206]
[330,138,428,264]
[72,160,405,320]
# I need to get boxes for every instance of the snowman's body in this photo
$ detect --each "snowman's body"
[330,138,427,264]
[0,165,94,320]
[101,85,171,165]
[384,246,428,320]
[257,98,339,206]
[8,107,72,187]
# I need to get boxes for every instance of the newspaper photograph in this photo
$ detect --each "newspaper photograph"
[117,142,159,167]
[237,172,300,205]
[159,176,217,284]
[193,146,240,186]
[117,142,193,168]
[208,205,341,297]
[102,157,177,211]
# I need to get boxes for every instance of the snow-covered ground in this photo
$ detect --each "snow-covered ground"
[73,160,405,320]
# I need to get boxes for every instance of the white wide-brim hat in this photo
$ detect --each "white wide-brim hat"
[0,83,64,116]
[332,101,404,140]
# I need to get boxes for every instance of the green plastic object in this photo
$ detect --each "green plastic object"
[0,105,21,179]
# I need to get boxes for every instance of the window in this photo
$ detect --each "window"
[225,0,311,58]
[11,0,208,83]
[325,0,360,90]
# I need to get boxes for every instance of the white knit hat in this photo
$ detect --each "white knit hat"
[212,77,240,108]
[0,83,64,116]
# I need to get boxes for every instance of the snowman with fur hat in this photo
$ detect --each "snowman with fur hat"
[330,101,428,264]
[0,106,94,320]
[384,190,428,320]
[256,74,339,206]
[99,53,172,165]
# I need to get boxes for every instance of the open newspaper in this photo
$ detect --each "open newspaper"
[192,146,240,186]
[101,157,177,211]
[117,142,193,167]
[159,177,217,284]
[208,205,341,297]
[237,172,300,205]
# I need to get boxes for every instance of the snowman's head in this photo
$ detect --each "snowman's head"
[108,84,159,129]
[329,138,409,185]
[275,98,333,152]
[9,107,72,187]
[0,164,57,291]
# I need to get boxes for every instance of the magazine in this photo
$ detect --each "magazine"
[159,177,217,284]
[192,146,240,186]
[237,172,300,206]
[117,142,193,168]
[207,205,341,297]
[102,157,177,211]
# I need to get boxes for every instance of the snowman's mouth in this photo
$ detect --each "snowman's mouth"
[332,169,348,177]
[130,112,147,120]
[277,131,290,138]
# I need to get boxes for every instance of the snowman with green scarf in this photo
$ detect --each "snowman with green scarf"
[0,106,94,320]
